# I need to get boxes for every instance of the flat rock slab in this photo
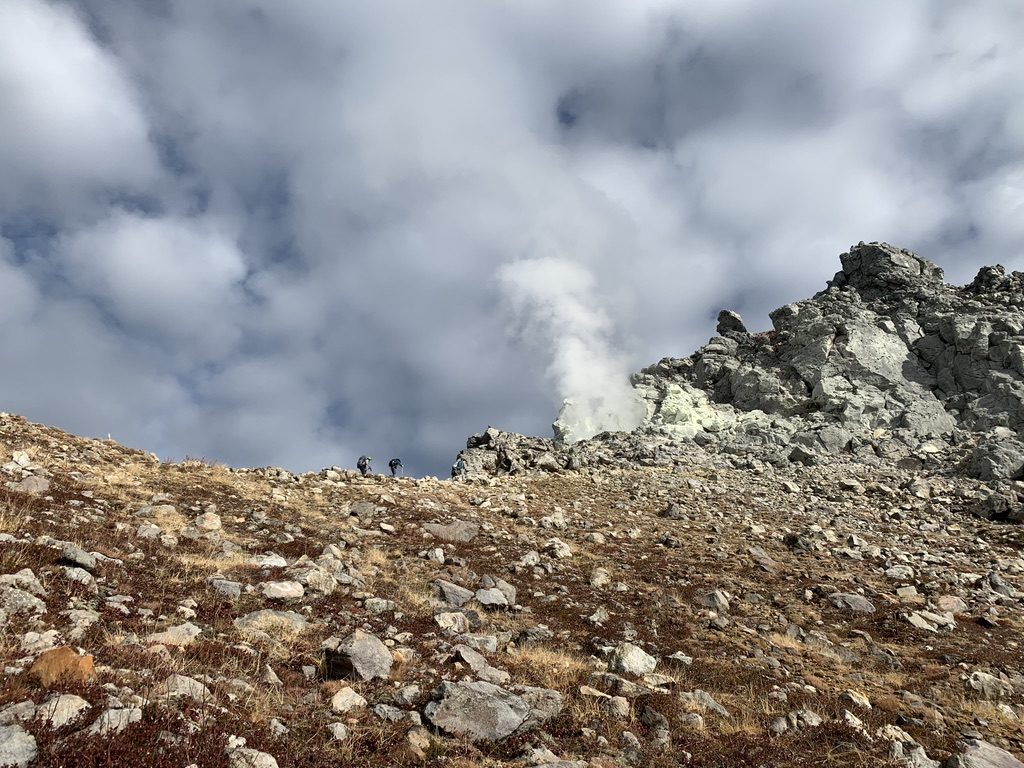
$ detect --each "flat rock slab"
[151,674,212,703]
[260,581,304,599]
[422,521,479,543]
[13,476,49,495]
[234,610,307,634]
[828,592,876,613]
[424,681,562,742]
[424,681,530,742]
[146,622,202,647]
[36,694,90,729]
[87,707,142,736]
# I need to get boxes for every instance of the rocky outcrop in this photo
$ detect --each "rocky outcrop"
[465,243,1024,494]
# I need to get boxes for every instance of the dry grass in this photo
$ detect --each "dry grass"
[395,580,437,618]
[151,505,188,533]
[177,551,249,574]
[505,644,591,690]
[0,495,31,535]
[714,694,777,737]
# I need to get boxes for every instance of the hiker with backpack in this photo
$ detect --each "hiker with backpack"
[451,455,466,481]
[356,455,372,477]
[388,458,403,476]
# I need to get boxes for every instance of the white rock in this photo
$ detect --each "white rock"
[193,512,222,532]
[151,674,212,703]
[609,643,658,676]
[260,581,304,600]
[330,687,367,713]
[88,707,142,736]
[146,622,202,647]
[0,724,36,767]
[36,694,91,730]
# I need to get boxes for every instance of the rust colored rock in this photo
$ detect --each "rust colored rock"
[30,647,96,688]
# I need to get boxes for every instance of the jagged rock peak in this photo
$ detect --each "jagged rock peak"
[462,242,1024,507]
[829,241,945,297]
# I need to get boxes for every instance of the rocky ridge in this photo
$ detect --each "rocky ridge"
[462,243,1024,526]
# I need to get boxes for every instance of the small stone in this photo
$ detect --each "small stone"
[434,612,470,635]
[828,592,876,614]
[543,539,572,559]
[694,589,730,613]
[331,687,367,713]
[193,512,222,532]
[261,665,282,686]
[475,588,508,609]
[60,545,97,572]
[323,629,393,681]
[326,722,348,741]
[147,622,202,647]
[259,581,304,600]
[840,690,872,710]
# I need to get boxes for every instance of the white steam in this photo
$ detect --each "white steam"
[498,256,645,443]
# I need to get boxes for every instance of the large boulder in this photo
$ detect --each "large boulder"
[423,681,562,742]
[323,629,393,681]
[968,440,1024,481]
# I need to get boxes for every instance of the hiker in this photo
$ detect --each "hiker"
[388,458,403,476]
[451,455,466,481]
[356,455,372,477]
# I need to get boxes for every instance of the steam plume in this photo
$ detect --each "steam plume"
[498,256,644,443]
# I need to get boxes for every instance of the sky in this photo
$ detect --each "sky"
[2,0,1023,476]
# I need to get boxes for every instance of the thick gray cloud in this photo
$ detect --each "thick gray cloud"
[1,0,1023,474]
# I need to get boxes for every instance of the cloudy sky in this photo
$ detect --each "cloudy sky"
[2,0,1023,475]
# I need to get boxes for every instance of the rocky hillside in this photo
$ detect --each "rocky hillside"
[2,406,1024,767]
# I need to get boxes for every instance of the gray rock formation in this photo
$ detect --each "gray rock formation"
[461,243,1024,518]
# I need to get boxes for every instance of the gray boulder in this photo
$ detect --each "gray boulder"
[423,680,561,742]
[323,629,393,681]
[423,521,479,542]
[968,441,1024,481]
[828,592,876,614]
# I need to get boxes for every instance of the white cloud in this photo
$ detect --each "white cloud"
[0,0,159,216]
[57,212,247,358]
